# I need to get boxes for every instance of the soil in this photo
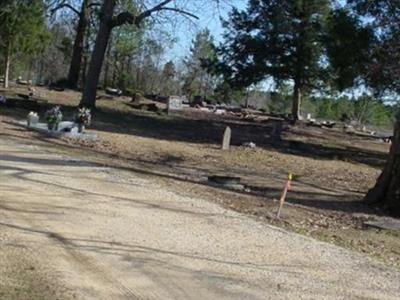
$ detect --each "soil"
[2,136,400,300]
[1,86,400,298]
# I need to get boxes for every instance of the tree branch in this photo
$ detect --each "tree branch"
[135,0,174,25]
[157,7,199,20]
[45,0,61,10]
[111,0,198,28]
[50,3,80,16]
[88,2,101,9]
[111,11,135,28]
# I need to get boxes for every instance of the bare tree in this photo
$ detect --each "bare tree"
[79,0,202,108]
[48,0,100,89]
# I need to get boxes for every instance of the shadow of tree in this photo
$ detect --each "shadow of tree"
[1,99,388,169]
[0,148,373,215]
[0,221,310,275]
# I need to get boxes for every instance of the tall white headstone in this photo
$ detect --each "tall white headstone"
[222,126,231,150]
[167,96,183,115]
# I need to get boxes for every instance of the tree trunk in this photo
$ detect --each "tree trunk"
[80,0,180,107]
[67,0,90,89]
[245,88,249,108]
[365,120,400,216]
[292,81,302,120]
[126,54,132,77]
[80,21,91,89]
[112,51,118,87]
[3,42,11,89]
[80,0,116,108]
[103,38,112,89]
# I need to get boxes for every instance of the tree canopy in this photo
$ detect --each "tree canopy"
[211,0,331,120]
[182,29,216,100]
[0,0,48,87]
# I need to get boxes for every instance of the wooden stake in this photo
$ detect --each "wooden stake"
[276,173,293,219]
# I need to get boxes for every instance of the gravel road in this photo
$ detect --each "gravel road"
[0,137,399,299]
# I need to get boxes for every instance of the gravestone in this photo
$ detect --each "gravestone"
[57,121,75,132]
[222,126,231,150]
[20,120,97,141]
[27,112,39,126]
[167,96,183,115]
[271,122,283,141]
[105,87,122,96]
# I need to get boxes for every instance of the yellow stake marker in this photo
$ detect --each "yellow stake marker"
[288,172,293,181]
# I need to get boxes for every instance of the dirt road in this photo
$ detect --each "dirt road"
[1,136,399,300]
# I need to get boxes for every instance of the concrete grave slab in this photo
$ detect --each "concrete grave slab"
[19,121,97,141]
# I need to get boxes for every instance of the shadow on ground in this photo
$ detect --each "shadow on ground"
[0,142,373,216]
[0,98,388,169]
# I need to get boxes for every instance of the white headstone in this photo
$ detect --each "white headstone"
[30,115,39,126]
[27,112,39,127]
[167,96,183,114]
[222,126,231,150]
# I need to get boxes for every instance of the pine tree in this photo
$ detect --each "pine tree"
[214,0,330,120]
[325,8,373,91]
[161,61,176,96]
[0,0,47,88]
[182,29,216,100]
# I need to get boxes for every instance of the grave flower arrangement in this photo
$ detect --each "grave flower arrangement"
[45,106,62,131]
[75,107,91,133]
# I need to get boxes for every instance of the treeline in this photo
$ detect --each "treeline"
[291,94,394,127]
[226,89,395,127]
[0,1,216,99]
[0,0,399,125]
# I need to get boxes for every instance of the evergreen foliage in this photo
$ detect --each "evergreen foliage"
[211,0,331,119]
[0,0,48,86]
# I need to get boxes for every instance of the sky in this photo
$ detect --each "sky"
[161,0,347,63]
[162,0,247,62]
[59,0,247,64]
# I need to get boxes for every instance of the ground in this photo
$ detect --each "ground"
[1,136,400,300]
[1,86,400,298]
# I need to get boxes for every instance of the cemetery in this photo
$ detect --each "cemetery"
[1,79,400,300]
[1,86,399,243]
[0,0,400,299]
